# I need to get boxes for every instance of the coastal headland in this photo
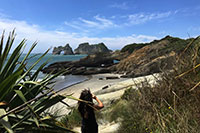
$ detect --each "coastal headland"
[43,35,198,78]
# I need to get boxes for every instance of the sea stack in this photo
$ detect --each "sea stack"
[74,42,111,55]
[52,44,74,55]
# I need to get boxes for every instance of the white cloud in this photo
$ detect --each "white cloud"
[127,11,172,25]
[65,11,173,31]
[65,15,117,30]
[0,15,158,53]
[94,15,115,28]
[102,35,158,49]
[79,18,100,27]
[70,34,158,50]
[110,2,129,10]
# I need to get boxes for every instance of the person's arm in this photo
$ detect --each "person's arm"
[92,94,104,110]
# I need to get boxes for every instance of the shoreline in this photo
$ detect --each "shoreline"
[56,75,92,94]
[59,73,127,100]
[51,73,160,116]
[51,73,128,115]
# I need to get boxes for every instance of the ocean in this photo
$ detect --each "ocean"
[19,53,88,91]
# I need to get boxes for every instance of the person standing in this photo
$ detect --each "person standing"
[78,89,104,133]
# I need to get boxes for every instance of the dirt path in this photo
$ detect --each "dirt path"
[73,122,120,133]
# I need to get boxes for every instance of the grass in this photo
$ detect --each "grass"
[120,35,195,55]
[121,43,148,53]
[60,108,82,129]
[111,37,200,132]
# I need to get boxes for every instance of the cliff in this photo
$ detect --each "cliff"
[74,42,111,54]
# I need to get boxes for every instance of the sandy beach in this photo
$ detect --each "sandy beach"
[52,73,160,115]
[56,73,128,111]
[48,73,160,133]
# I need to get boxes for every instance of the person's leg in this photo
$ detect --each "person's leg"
[81,125,86,133]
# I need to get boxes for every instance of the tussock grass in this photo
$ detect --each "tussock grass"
[116,37,200,133]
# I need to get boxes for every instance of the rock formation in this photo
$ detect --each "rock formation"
[113,36,194,77]
[42,53,114,75]
[45,36,199,77]
[74,42,111,55]
[52,44,74,55]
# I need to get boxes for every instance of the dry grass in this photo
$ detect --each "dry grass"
[113,37,200,133]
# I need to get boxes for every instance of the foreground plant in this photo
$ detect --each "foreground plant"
[0,30,74,132]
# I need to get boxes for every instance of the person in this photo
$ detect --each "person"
[78,89,104,133]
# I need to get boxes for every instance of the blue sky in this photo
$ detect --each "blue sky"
[0,0,200,53]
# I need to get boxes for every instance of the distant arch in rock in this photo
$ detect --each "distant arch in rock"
[52,44,74,55]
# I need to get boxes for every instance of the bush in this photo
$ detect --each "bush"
[117,37,200,132]
[60,108,82,129]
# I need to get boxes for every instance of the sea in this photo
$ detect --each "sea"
[18,53,88,91]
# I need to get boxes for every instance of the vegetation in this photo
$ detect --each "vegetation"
[160,35,194,53]
[60,108,82,129]
[109,36,200,132]
[121,35,195,54]
[121,43,148,53]
[56,36,200,132]
[0,30,74,132]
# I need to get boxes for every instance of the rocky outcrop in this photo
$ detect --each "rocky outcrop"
[110,50,130,61]
[42,53,115,75]
[46,36,198,77]
[52,44,74,55]
[113,36,194,78]
[74,42,111,55]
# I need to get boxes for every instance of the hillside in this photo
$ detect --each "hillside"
[113,36,198,77]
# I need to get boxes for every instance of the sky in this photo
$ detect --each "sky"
[0,0,200,53]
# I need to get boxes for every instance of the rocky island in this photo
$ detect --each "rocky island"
[74,42,111,55]
[52,42,111,55]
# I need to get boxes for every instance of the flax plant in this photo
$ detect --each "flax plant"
[0,30,75,133]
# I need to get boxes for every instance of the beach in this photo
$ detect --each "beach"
[54,73,127,113]
[51,73,159,133]
[52,73,160,116]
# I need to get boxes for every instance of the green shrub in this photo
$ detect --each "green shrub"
[109,100,128,122]
[60,108,82,129]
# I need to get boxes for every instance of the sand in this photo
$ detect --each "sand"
[56,73,128,111]
[49,73,160,133]
[51,73,160,115]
